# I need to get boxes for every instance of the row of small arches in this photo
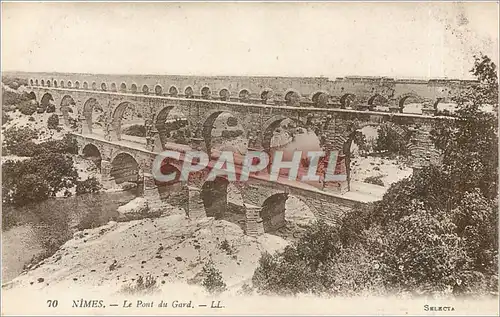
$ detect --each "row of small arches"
[29,78,330,104]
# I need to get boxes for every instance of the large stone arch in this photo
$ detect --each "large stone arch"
[239,183,317,234]
[155,160,183,187]
[341,121,383,188]
[201,176,229,219]
[311,90,330,107]
[154,105,189,149]
[83,98,103,135]
[260,193,288,233]
[151,161,186,209]
[367,93,388,107]
[201,110,248,156]
[340,93,356,109]
[40,92,53,106]
[261,115,310,151]
[397,92,424,111]
[60,95,76,127]
[262,115,291,151]
[39,92,54,113]
[27,91,37,101]
[261,115,322,180]
[81,143,102,170]
[110,152,140,185]
[111,101,136,141]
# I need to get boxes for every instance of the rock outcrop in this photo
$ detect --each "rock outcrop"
[117,197,161,222]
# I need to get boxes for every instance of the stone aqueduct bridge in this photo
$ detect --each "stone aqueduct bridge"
[21,71,476,109]
[24,74,454,236]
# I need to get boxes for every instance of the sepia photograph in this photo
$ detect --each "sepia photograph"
[1,1,499,315]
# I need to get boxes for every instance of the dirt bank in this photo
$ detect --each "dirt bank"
[3,207,289,295]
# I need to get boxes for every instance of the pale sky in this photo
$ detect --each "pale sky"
[1,2,498,79]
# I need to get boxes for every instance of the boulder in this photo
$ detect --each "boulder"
[120,181,138,191]
[117,197,161,222]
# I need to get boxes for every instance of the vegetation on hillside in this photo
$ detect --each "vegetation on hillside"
[251,54,498,298]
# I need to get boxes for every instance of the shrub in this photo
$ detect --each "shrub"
[2,111,11,125]
[374,123,413,156]
[76,177,102,195]
[9,174,51,206]
[2,76,28,89]
[121,275,160,295]
[47,114,60,129]
[2,87,28,106]
[238,283,254,295]
[351,130,371,154]
[201,260,227,294]
[364,175,384,186]
[122,124,146,137]
[46,103,56,113]
[219,239,235,255]
[250,54,499,298]
[17,100,38,116]
[3,130,77,157]
[451,190,498,275]
[31,134,78,156]
[36,103,47,114]
[252,221,346,296]
[2,126,38,155]
[2,153,78,205]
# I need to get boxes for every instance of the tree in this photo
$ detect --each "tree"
[251,54,498,298]
[17,100,38,115]
[431,53,498,200]
[76,177,102,195]
[374,123,413,156]
[2,126,38,155]
[10,174,51,206]
[2,153,79,205]
[122,124,146,137]
[2,111,11,125]
[371,54,499,295]
[46,103,56,113]
[201,260,227,294]
[47,114,60,129]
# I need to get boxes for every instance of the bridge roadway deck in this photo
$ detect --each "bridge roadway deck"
[73,132,387,204]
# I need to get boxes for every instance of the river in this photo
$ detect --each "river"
[1,189,140,283]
